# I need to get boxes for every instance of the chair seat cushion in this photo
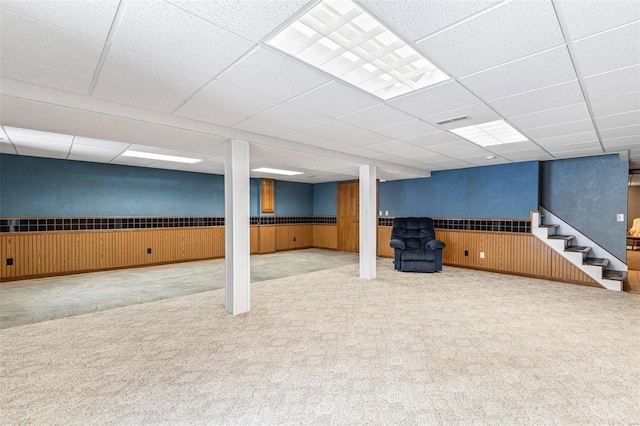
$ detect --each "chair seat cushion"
[401,249,435,261]
[405,237,422,249]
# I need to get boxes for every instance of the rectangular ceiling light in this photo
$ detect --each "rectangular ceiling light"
[252,167,303,176]
[120,150,202,164]
[267,0,449,100]
[449,120,528,147]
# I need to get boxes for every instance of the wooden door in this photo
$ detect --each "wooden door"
[337,181,359,252]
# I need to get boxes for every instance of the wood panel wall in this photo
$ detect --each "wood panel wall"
[1,228,225,280]
[259,226,276,254]
[377,226,597,287]
[313,224,338,250]
[274,224,313,251]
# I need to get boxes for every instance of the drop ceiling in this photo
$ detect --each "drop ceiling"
[0,0,638,182]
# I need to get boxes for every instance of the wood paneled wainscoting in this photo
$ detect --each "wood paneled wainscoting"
[377,226,598,287]
[1,223,340,281]
[1,227,226,281]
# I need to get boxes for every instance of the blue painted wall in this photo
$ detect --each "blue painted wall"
[0,154,225,216]
[312,182,337,216]
[540,154,627,260]
[380,161,539,219]
[274,180,313,216]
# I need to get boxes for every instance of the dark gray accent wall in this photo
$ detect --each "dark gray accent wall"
[379,161,539,219]
[540,154,628,260]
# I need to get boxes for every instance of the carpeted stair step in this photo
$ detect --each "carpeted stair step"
[603,270,626,281]
[565,246,591,254]
[584,258,609,268]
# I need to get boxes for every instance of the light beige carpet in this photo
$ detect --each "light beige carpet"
[2,259,639,425]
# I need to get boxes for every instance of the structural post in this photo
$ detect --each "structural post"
[225,139,250,315]
[359,165,377,279]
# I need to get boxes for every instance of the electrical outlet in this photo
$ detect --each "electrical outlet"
[464,250,468,257]
[6,258,13,266]
[293,237,296,242]
[616,214,624,222]
[480,252,485,259]
[385,211,389,216]
[147,248,152,254]
[379,211,382,216]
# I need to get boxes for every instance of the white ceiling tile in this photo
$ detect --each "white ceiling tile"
[0,10,104,76]
[602,136,640,151]
[288,82,379,118]
[489,81,585,117]
[110,156,155,167]
[375,120,439,140]
[573,22,640,77]
[218,48,331,101]
[497,147,548,159]
[4,126,73,143]
[424,103,502,130]
[486,141,545,154]
[460,46,577,100]
[506,152,554,162]
[173,103,246,127]
[0,55,92,94]
[537,132,599,147]
[509,103,591,130]
[182,80,281,117]
[128,145,177,155]
[596,111,640,130]
[600,125,640,140]
[283,130,331,146]
[389,81,481,118]
[93,46,210,113]
[1,0,119,40]
[404,131,462,148]
[584,65,640,100]
[300,120,364,139]
[425,159,474,170]
[234,117,302,140]
[74,137,130,149]
[590,92,640,118]
[360,0,500,42]
[527,120,596,140]
[559,0,640,40]
[368,140,421,154]
[424,141,488,155]
[417,0,565,77]
[545,140,602,152]
[552,147,605,158]
[15,147,68,159]
[113,1,254,77]
[68,144,123,162]
[336,132,392,147]
[167,0,309,43]
[338,104,415,130]
[393,147,439,159]
[249,104,329,130]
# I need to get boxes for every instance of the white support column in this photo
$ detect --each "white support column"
[225,139,250,315]
[359,165,377,279]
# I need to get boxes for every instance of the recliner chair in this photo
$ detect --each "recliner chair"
[390,217,446,272]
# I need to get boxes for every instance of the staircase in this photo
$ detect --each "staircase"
[531,209,626,291]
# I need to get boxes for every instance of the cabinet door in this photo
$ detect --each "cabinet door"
[261,179,275,213]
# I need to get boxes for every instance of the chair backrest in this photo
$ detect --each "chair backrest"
[391,217,436,248]
[631,218,640,237]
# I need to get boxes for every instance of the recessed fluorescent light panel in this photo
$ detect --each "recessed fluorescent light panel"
[267,0,449,100]
[449,120,528,147]
[120,150,202,164]
[252,167,303,176]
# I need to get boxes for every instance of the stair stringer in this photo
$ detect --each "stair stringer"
[531,209,626,291]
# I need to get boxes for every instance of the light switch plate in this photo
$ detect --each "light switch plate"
[617,214,624,222]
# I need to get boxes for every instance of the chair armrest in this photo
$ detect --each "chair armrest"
[426,239,445,250]
[390,239,406,250]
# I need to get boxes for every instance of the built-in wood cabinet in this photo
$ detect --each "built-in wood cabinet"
[261,179,275,213]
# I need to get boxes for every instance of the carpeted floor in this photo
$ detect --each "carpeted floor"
[2,259,639,425]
